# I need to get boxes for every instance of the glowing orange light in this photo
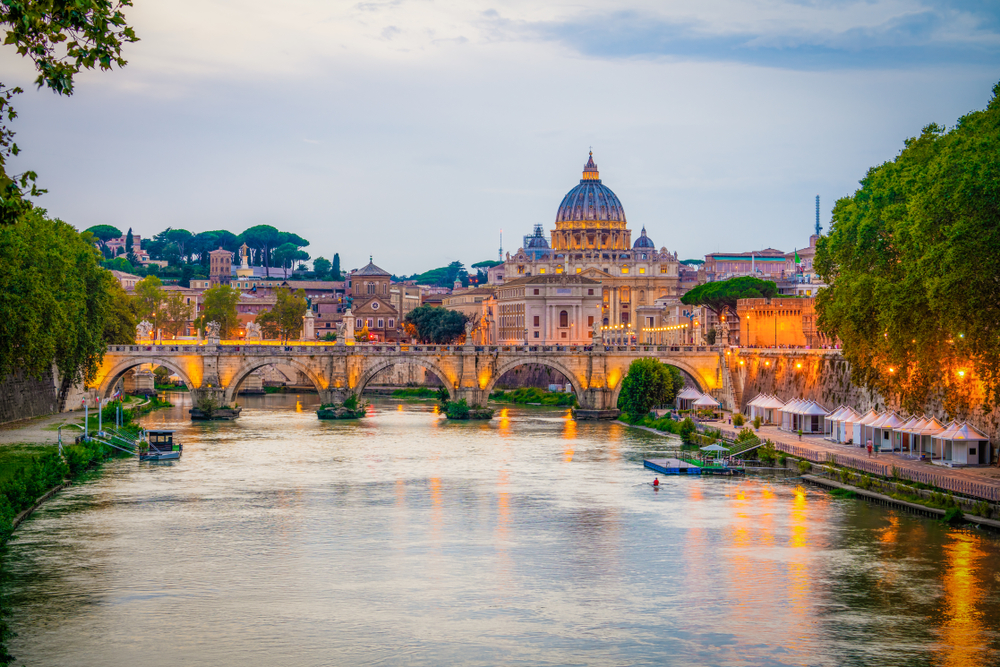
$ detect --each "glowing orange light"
[796,363,802,369]
[739,360,744,366]
[958,370,966,378]
[765,361,770,366]
[888,367,895,373]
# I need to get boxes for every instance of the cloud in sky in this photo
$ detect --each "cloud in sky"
[1,0,998,273]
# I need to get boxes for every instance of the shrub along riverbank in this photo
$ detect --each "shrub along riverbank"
[490,387,577,407]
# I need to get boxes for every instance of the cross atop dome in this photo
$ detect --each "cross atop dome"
[582,151,600,181]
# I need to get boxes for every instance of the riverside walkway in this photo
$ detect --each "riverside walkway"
[708,421,1000,502]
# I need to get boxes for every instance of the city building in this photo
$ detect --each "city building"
[348,259,401,342]
[109,269,141,290]
[779,235,828,296]
[489,274,602,345]
[702,248,787,282]
[500,152,681,327]
[442,287,495,324]
[209,247,232,286]
[737,297,834,348]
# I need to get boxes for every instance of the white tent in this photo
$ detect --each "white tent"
[825,406,847,440]
[693,394,721,408]
[853,410,881,448]
[913,417,946,459]
[677,387,704,410]
[832,407,861,444]
[798,401,830,434]
[757,395,786,424]
[932,422,990,465]
[874,412,906,451]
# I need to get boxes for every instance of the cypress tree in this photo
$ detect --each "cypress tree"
[332,253,341,281]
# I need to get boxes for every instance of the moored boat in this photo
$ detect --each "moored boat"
[139,430,182,461]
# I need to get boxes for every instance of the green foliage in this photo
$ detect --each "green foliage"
[102,280,136,344]
[798,459,812,474]
[407,261,468,288]
[490,387,577,407]
[443,398,470,419]
[829,488,857,499]
[680,276,778,319]
[815,81,1000,411]
[732,413,745,427]
[753,415,762,430]
[84,224,121,243]
[391,387,440,398]
[256,287,307,341]
[617,359,682,419]
[312,257,332,279]
[734,427,756,443]
[0,209,119,391]
[196,285,240,338]
[133,274,165,331]
[404,305,468,344]
[706,328,717,345]
[331,253,342,280]
[942,507,966,526]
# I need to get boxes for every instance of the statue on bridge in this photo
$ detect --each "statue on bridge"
[136,320,153,343]
[245,321,262,341]
[205,321,221,341]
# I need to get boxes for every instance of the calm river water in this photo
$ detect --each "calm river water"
[6,393,1000,666]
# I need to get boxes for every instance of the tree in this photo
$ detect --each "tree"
[124,226,138,264]
[313,257,331,280]
[133,274,166,334]
[241,225,281,277]
[165,228,193,262]
[273,242,309,278]
[162,291,192,338]
[255,287,307,341]
[331,253,342,280]
[103,280,137,344]
[815,81,1000,413]
[680,276,778,322]
[84,225,122,246]
[403,305,467,344]
[196,285,240,338]
[617,358,680,419]
[0,209,119,401]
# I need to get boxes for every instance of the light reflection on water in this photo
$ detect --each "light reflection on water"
[5,393,1000,667]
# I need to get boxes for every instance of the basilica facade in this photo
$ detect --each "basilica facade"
[500,153,681,328]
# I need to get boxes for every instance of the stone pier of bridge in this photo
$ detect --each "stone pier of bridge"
[92,342,729,419]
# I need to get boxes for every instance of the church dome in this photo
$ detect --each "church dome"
[555,152,626,224]
[633,227,655,249]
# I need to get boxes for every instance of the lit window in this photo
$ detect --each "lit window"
[639,268,645,274]
[576,268,582,273]
[539,268,546,274]
[621,267,629,274]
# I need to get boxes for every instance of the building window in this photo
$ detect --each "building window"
[539,268,546,274]
[388,318,394,328]
[561,331,567,338]
[588,289,594,295]
[367,318,374,328]
[533,315,540,327]
[639,268,645,274]
[560,310,568,327]
[533,331,539,338]
[660,266,668,274]
[621,267,629,274]
[576,268,582,273]
[588,316,594,328]
[377,318,384,328]
[533,289,539,295]
[367,282,375,295]
[356,318,363,328]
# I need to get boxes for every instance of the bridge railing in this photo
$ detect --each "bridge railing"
[108,343,724,355]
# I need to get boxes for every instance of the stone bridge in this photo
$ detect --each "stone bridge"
[92,342,730,417]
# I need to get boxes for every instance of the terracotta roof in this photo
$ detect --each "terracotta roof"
[354,259,390,277]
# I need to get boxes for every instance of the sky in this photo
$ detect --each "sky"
[2,0,999,274]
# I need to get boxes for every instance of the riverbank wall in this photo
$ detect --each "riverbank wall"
[730,349,1000,445]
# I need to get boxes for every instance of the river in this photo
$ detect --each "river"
[5,393,1000,666]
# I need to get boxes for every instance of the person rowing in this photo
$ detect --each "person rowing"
[652,477,659,487]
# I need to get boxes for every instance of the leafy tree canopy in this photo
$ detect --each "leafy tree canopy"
[255,287,307,341]
[617,359,684,419]
[680,276,778,317]
[404,305,468,344]
[312,257,332,279]
[471,260,502,268]
[407,261,468,287]
[84,224,121,242]
[196,285,240,338]
[815,80,1000,412]
[680,259,705,266]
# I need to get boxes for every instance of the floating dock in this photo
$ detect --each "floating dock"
[643,458,745,476]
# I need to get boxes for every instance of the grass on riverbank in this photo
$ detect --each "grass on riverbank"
[490,387,577,407]
[391,387,446,399]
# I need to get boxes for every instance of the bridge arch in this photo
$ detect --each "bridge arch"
[354,356,455,400]
[608,358,710,410]
[96,357,198,398]
[483,358,586,404]
[224,357,328,404]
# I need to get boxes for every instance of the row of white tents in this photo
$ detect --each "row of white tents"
[745,394,829,433]
[744,393,991,465]
[825,407,990,465]
[677,387,721,412]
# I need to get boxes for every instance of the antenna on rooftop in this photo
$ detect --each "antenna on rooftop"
[499,228,503,262]
[815,195,822,236]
